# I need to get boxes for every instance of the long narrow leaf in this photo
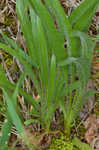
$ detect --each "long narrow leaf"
[36,17,49,89]
[0,66,40,111]
[69,0,98,25]
[28,0,66,61]
[45,0,76,57]
[48,55,56,106]
[70,31,96,59]
[73,137,94,150]
[73,2,99,32]
[0,113,12,149]
[16,0,36,63]
[0,43,41,94]
[3,89,24,136]
[1,32,38,68]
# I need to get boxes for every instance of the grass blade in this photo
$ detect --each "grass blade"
[0,66,40,111]
[3,89,24,136]
[73,137,94,150]
[73,2,99,32]
[69,0,99,32]
[70,31,96,59]
[48,55,56,106]
[28,0,66,61]
[69,0,98,25]
[16,0,36,63]
[0,43,41,94]
[0,113,12,149]
[2,88,35,149]
[45,0,76,57]
[36,16,49,89]
[1,32,38,68]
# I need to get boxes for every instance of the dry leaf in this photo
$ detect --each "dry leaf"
[0,14,5,24]
[85,114,99,145]
[90,137,99,149]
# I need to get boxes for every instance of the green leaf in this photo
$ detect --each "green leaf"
[29,7,40,66]
[3,87,35,149]
[0,66,39,111]
[16,0,36,63]
[28,0,66,61]
[24,119,40,126]
[84,90,96,99]
[58,57,77,67]
[69,0,99,32]
[0,43,41,94]
[48,55,56,106]
[70,31,95,59]
[72,137,94,150]
[2,74,25,136]
[45,0,76,57]
[13,73,26,107]
[0,113,12,149]
[3,89,24,136]
[1,32,38,68]
[75,58,91,86]
[36,16,49,89]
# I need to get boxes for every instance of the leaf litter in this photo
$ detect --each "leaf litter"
[0,0,99,150]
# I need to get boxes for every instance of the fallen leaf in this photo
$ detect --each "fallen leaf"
[85,114,99,145]
[0,14,5,24]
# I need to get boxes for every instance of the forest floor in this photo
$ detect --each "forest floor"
[0,0,99,150]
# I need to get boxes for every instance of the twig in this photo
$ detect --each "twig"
[75,102,98,132]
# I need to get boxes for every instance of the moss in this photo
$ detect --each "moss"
[4,15,13,26]
[47,135,78,150]
[94,102,99,115]
[78,125,85,137]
